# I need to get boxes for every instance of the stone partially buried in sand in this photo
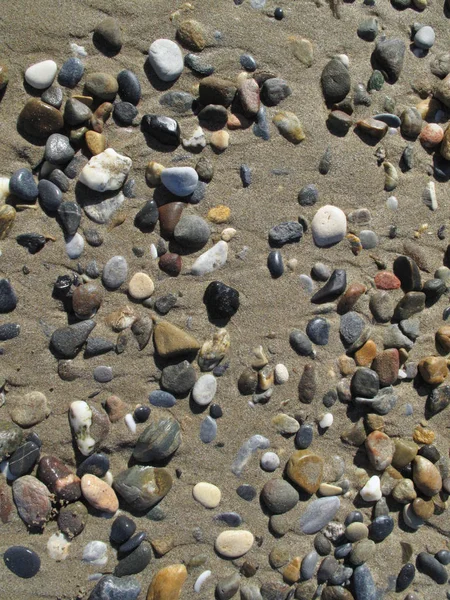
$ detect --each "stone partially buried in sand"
[133,415,181,462]
[286,449,324,494]
[9,391,50,427]
[79,148,132,192]
[153,321,201,357]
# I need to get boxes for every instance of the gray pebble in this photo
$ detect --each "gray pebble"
[200,416,217,443]
[298,183,319,207]
[340,312,365,346]
[359,230,378,249]
[93,366,113,383]
[102,256,128,290]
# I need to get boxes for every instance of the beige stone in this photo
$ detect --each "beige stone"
[193,482,221,508]
[147,564,187,600]
[128,272,155,300]
[153,320,201,357]
[215,530,254,558]
[81,474,118,513]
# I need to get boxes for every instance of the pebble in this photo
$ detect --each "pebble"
[215,530,254,558]
[260,452,280,471]
[203,280,239,318]
[262,479,299,514]
[397,563,415,592]
[321,59,350,104]
[38,179,63,212]
[142,115,180,146]
[0,323,20,341]
[25,59,57,89]
[102,256,128,289]
[51,320,95,359]
[45,133,75,165]
[290,329,313,356]
[414,25,435,49]
[8,441,40,477]
[83,541,108,566]
[274,364,289,384]
[193,482,221,508]
[267,250,284,278]
[84,73,118,101]
[200,415,217,443]
[192,374,217,406]
[417,552,448,584]
[3,546,41,578]
[216,573,241,600]
[58,502,87,538]
[19,98,63,138]
[114,542,151,577]
[360,476,382,501]
[81,474,118,513]
[298,496,341,534]
[372,38,405,83]
[149,390,176,408]
[148,39,184,81]
[269,221,303,246]
[161,360,196,395]
[58,57,84,88]
[273,110,305,144]
[10,168,38,202]
[146,564,187,600]
[358,18,378,41]
[351,368,379,399]
[79,148,132,192]
[133,414,180,462]
[12,475,51,528]
[260,78,291,106]
[94,17,122,53]
[306,317,330,345]
[369,515,394,541]
[117,69,141,105]
[161,166,198,197]
[114,102,138,125]
[88,575,141,600]
[128,272,154,300]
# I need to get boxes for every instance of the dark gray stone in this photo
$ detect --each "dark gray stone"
[110,515,136,545]
[372,38,406,83]
[295,423,313,449]
[340,312,365,346]
[8,441,40,477]
[396,563,415,592]
[267,250,284,278]
[268,221,303,246]
[369,515,394,542]
[159,91,194,113]
[321,59,351,104]
[41,85,63,108]
[0,323,20,340]
[298,184,318,206]
[64,98,92,126]
[200,416,217,443]
[149,390,176,408]
[261,479,299,514]
[3,546,40,579]
[89,575,141,599]
[50,320,96,358]
[10,168,38,202]
[0,279,17,313]
[45,134,75,165]
[289,330,313,356]
[351,368,379,399]
[306,317,330,345]
[114,102,138,126]
[353,564,378,600]
[161,360,196,395]
[173,215,210,249]
[58,58,84,88]
[261,78,291,106]
[117,70,141,105]
[300,551,319,580]
[39,179,63,212]
[311,269,346,303]
[58,201,81,235]
[416,552,448,584]
[184,53,215,76]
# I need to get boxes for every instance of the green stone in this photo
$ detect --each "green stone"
[392,439,418,469]
[368,70,384,92]
[0,421,23,460]
[133,415,181,462]
[114,465,172,511]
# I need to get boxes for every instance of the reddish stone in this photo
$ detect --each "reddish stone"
[374,271,401,290]
[159,253,182,276]
[158,202,184,238]
[372,348,399,386]
[37,456,81,502]
[336,283,367,314]
[238,79,260,116]
[365,431,395,471]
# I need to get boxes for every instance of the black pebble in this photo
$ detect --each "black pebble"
[4,546,40,578]
[334,543,352,559]
[416,552,448,584]
[16,233,46,254]
[351,368,379,399]
[345,511,364,526]
[38,179,63,213]
[311,269,347,303]
[438,225,446,240]
[295,423,313,449]
[53,274,72,298]
[57,201,81,236]
[26,431,42,448]
[134,200,158,231]
[134,405,151,423]
[319,146,332,174]
[119,531,147,554]
[8,441,40,477]
[77,453,109,478]
[114,102,138,126]
[141,114,180,146]
[210,404,223,419]
[435,550,450,565]
[418,444,440,463]
[274,7,284,19]
[117,69,141,105]
[110,515,136,545]
[396,563,415,592]
[322,390,337,408]
[240,164,252,187]
[423,278,446,302]
[203,281,240,320]
[393,255,421,292]
[369,515,394,542]
[237,484,256,501]
[0,323,20,341]
[267,250,284,278]
[113,542,151,577]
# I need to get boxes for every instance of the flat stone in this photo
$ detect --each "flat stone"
[393,256,421,292]
[114,465,172,511]
[153,321,200,358]
[88,575,140,600]
[193,482,221,508]
[427,385,450,415]
[9,441,40,477]
[102,256,128,289]
[13,475,52,528]
[19,98,63,138]
[306,317,330,345]
[25,59,57,89]
[287,449,323,494]
[50,320,95,358]
[311,270,346,304]
[200,416,217,443]
[297,497,340,534]
[85,72,118,100]
[413,456,442,496]
[340,312,365,346]
[133,415,181,462]
[3,546,40,579]
[161,167,198,197]
[215,530,254,558]
[269,221,303,246]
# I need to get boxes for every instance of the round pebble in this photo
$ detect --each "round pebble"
[193,482,222,508]
[3,546,41,578]
[260,452,280,472]
[311,205,347,247]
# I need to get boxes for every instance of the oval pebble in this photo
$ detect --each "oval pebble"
[149,390,176,408]
[215,530,254,558]
[102,256,128,289]
[4,546,41,578]
[311,205,347,247]
[192,374,217,406]
[148,39,183,82]
[65,233,84,259]
[25,60,57,89]
[193,482,221,508]
[298,497,340,534]
[214,512,243,527]
[200,416,217,443]
[260,452,280,471]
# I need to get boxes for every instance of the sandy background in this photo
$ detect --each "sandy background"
[0,0,450,598]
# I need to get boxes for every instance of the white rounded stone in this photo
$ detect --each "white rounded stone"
[150,243,158,259]
[161,166,199,197]
[274,363,289,384]
[386,196,398,210]
[79,148,132,192]
[414,25,435,50]
[215,530,254,558]
[194,570,212,593]
[221,227,237,242]
[148,39,183,82]
[82,541,108,566]
[128,272,155,300]
[360,475,382,502]
[192,374,217,406]
[65,233,84,259]
[260,451,280,472]
[125,413,136,433]
[47,532,70,561]
[25,60,57,89]
[0,177,10,203]
[191,241,228,276]
[311,205,347,247]
[319,413,333,429]
[193,482,221,508]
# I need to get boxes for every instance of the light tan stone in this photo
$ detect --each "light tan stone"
[147,564,187,600]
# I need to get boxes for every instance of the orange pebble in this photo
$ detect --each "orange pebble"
[419,123,444,148]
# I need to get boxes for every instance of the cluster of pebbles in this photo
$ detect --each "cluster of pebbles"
[1,0,450,599]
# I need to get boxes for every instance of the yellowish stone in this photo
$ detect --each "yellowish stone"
[153,320,201,358]
[85,130,106,155]
[208,205,231,224]
[147,564,187,600]
[286,449,324,494]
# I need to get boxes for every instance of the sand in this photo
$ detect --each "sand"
[0,0,449,598]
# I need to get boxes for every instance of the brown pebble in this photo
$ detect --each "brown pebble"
[412,497,434,520]
[85,130,106,155]
[159,253,182,276]
[418,356,448,385]
[435,325,450,354]
[227,112,252,129]
[298,363,316,404]
[365,413,384,432]
[19,98,64,138]
[150,537,175,557]
[355,340,377,367]
[238,78,261,116]
[81,474,119,513]
[337,283,366,314]
[90,101,113,132]
[72,282,103,319]
[413,455,442,496]
[37,455,81,502]
[57,501,88,538]
[338,354,356,376]
[146,564,187,600]
[159,202,184,238]
[413,424,435,444]
[372,348,399,386]
[356,118,388,139]
[286,449,324,494]
[365,431,394,471]
[176,19,207,51]
[282,556,301,584]
[105,394,129,422]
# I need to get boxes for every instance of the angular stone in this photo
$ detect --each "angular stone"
[89,575,141,600]
[365,431,395,471]
[287,449,323,494]
[50,320,96,358]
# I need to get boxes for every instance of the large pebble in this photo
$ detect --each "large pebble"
[161,167,198,197]
[193,482,221,508]
[102,256,128,289]
[114,465,172,511]
[148,39,183,82]
[25,59,57,89]
[79,149,132,192]
[88,575,141,600]
[192,241,228,276]
[133,415,181,462]
[312,205,347,247]
[4,546,40,579]
[13,475,51,528]
[297,496,340,534]
[215,530,254,558]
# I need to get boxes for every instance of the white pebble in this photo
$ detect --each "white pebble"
[70,43,87,57]
[192,374,217,406]
[148,39,183,82]
[423,181,437,211]
[386,196,398,210]
[335,54,349,68]
[360,475,382,502]
[47,532,70,561]
[260,451,280,472]
[69,401,95,456]
[221,227,237,242]
[299,274,314,294]
[0,177,10,204]
[125,413,136,433]
[319,413,333,429]
[82,541,108,566]
[25,60,57,89]
[191,241,228,276]
[193,482,221,508]
[79,148,132,192]
[150,243,158,259]
[194,570,212,593]
[274,364,289,384]
[311,205,347,247]
[65,233,84,259]
[287,258,298,271]
[398,369,407,380]
[103,470,114,486]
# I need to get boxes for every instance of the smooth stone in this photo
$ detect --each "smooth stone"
[427,386,450,415]
[297,497,340,534]
[149,390,176,408]
[298,184,319,207]
[174,215,210,249]
[58,201,81,236]
[295,424,313,449]
[414,25,435,49]
[110,515,136,545]
[396,563,415,592]
[161,361,196,396]
[148,39,183,82]
[146,564,187,600]
[58,58,84,88]
[65,154,88,179]
[358,17,378,41]
[253,105,270,140]
[267,250,284,278]
[273,110,305,143]
[185,53,215,76]
[321,59,350,104]
[114,542,151,577]
[8,441,40,477]
[134,200,158,231]
[16,232,46,254]
[351,368,379,399]
[416,552,448,584]
[79,148,132,192]
[193,482,221,508]
[153,321,200,357]
[0,279,17,314]
[161,167,198,197]
[12,475,51,527]
[9,392,50,428]
[203,280,239,318]
[436,550,450,565]
[216,573,241,600]
[200,416,217,443]
[290,330,313,356]
[160,91,194,113]
[359,230,378,249]
[84,72,118,100]
[300,551,319,580]
[372,38,405,83]
[312,205,346,247]
[142,114,180,146]
[25,59,57,89]
[114,102,138,125]
[114,465,172,512]
[368,515,394,542]
[10,168,38,202]
[311,269,346,304]
[83,191,125,225]
[133,415,180,462]
[94,17,122,53]
[192,374,217,406]
[45,133,74,165]
[237,484,257,502]
[0,323,20,341]
[261,479,299,514]
[340,312,365,346]
[64,98,92,126]
[306,317,330,345]
[102,256,128,289]
[117,70,141,105]
[41,85,63,108]
[19,98,63,138]
[261,452,280,472]
[38,179,63,212]
[3,546,40,579]
[57,502,87,539]
[77,453,109,479]
[413,456,442,496]
[360,476,381,502]
[50,320,95,358]
[119,532,147,554]
[215,530,254,558]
